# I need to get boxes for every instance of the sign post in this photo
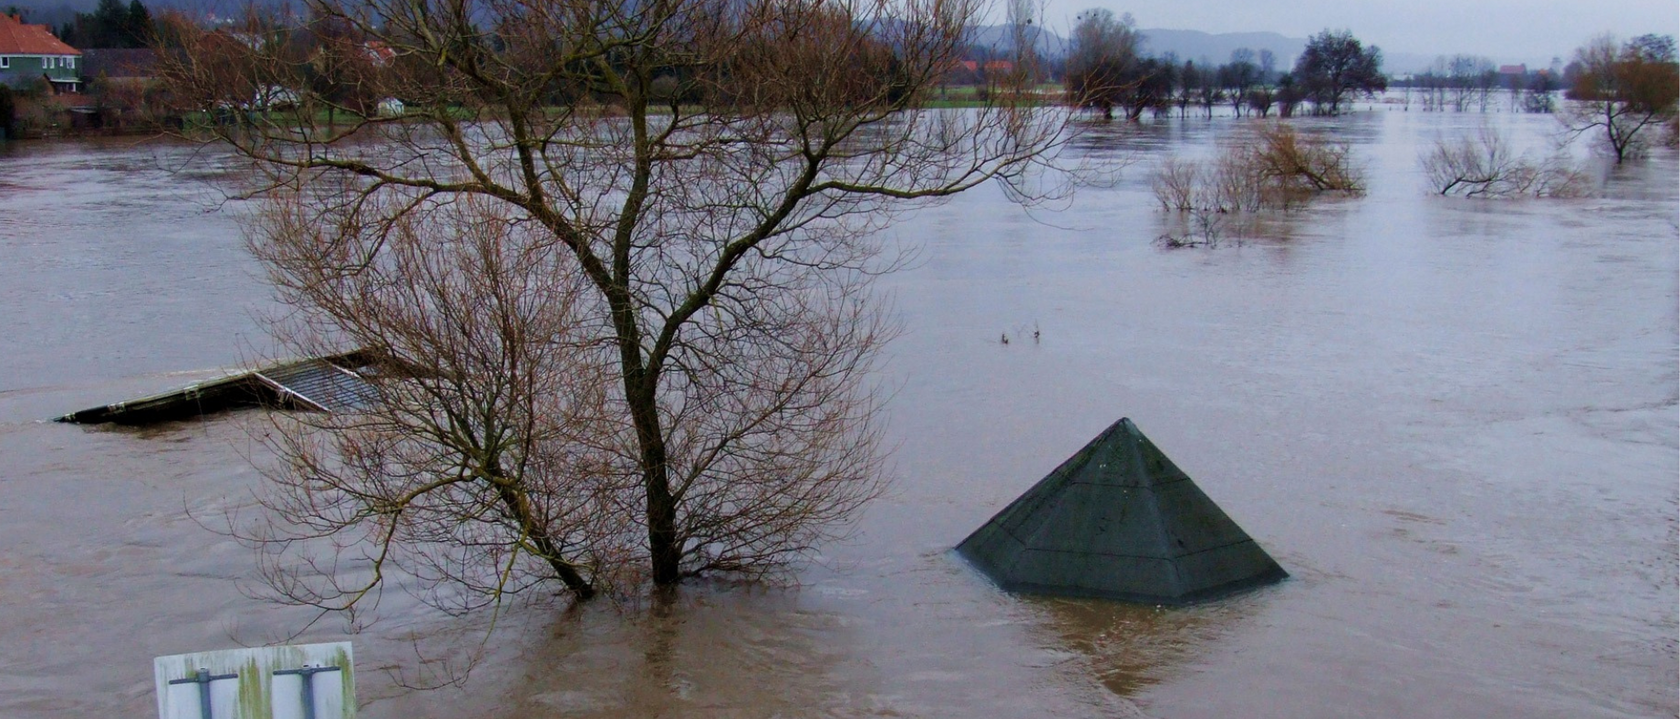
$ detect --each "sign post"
[154,642,355,719]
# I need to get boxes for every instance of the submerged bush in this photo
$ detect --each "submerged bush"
[1421,127,1592,198]
[1151,123,1365,216]
[1149,157,1199,211]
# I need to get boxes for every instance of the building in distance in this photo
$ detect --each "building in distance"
[0,14,82,93]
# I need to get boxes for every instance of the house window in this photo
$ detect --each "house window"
[1,57,10,69]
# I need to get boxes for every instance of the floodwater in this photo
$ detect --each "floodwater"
[1,108,1675,718]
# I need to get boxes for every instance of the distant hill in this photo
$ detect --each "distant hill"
[964,24,1069,59]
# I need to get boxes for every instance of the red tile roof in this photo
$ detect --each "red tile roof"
[0,14,82,56]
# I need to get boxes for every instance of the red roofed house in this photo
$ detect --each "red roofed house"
[1,13,82,93]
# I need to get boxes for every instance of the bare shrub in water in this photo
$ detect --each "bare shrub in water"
[1150,123,1364,218]
[1150,157,1199,211]
[1154,205,1231,248]
[158,0,1075,616]
[1239,123,1364,202]
[1421,127,1592,198]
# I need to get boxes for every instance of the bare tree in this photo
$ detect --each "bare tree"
[245,197,627,613]
[1293,29,1385,116]
[1174,59,1199,118]
[1149,156,1197,211]
[159,0,1069,612]
[1523,70,1558,114]
[1420,126,1590,198]
[1258,49,1276,82]
[1561,33,1679,163]
[1236,122,1364,201]
[1063,8,1142,120]
[1151,122,1362,217]
[1443,55,1495,112]
[1247,85,1275,117]
[1221,49,1259,117]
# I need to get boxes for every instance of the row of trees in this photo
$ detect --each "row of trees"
[1398,57,1561,114]
[1064,13,1384,120]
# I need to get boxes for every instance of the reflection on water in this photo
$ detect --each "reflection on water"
[470,591,874,718]
[1033,593,1254,698]
[1,108,1675,718]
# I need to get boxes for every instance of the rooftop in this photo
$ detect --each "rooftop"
[0,14,81,56]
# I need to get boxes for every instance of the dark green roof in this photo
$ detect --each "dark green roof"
[957,418,1286,604]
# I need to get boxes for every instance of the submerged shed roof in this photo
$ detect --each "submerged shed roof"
[57,351,376,425]
[956,417,1286,605]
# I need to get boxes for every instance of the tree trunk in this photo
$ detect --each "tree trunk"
[628,384,682,585]
[614,318,683,586]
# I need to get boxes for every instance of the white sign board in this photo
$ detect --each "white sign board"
[154,642,355,719]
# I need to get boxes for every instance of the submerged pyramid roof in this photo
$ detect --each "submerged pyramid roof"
[957,418,1286,604]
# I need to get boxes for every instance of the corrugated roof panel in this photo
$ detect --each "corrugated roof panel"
[257,359,379,412]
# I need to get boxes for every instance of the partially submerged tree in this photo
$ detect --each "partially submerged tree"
[1219,49,1259,117]
[1063,8,1143,119]
[159,0,1068,613]
[1152,123,1363,215]
[1293,29,1385,116]
[249,198,624,609]
[1247,85,1275,117]
[1444,54,1496,112]
[1421,126,1590,198]
[1561,33,1678,163]
[1523,70,1558,114]
[1274,73,1304,117]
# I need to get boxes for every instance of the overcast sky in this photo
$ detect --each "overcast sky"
[1038,0,1679,64]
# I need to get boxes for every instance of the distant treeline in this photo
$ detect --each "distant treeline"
[58,0,152,48]
[2,0,150,47]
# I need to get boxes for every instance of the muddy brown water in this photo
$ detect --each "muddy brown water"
[1,110,1675,718]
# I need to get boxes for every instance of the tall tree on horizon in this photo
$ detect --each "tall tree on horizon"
[122,0,151,46]
[1293,29,1385,116]
[1064,8,1145,120]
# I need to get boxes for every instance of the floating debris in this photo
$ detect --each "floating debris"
[957,417,1287,605]
[57,350,377,425]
